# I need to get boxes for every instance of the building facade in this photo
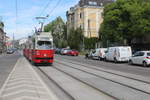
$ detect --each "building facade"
[66,0,113,38]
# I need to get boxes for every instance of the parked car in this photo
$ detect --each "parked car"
[105,46,132,62]
[129,51,150,67]
[60,48,71,55]
[55,48,62,54]
[85,50,94,59]
[7,49,14,54]
[91,48,107,60]
[67,50,79,56]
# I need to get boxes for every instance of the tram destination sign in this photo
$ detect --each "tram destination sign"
[38,37,50,41]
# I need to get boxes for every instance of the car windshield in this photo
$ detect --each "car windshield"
[37,41,52,50]
[105,50,108,53]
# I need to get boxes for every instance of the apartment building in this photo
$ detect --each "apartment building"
[66,0,113,38]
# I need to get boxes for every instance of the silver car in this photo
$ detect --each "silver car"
[129,51,150,67]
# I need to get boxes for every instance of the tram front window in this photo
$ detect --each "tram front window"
[37,41,52,50]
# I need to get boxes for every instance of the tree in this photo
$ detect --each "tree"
[84,37,99,49]
[68,28,83,50]
[0,21,4,29]
[44,17,67,48]
[100,0,150,46]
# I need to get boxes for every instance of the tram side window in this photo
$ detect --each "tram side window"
[37,41,52,50]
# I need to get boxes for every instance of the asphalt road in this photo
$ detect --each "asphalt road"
[55,54,150,77]
[0,52,20,89]
[33,55,150,100]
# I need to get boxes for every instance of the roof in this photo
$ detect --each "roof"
[40,32,52,36]
[78,0,114,7]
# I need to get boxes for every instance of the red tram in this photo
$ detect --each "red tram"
[23,32,54,65]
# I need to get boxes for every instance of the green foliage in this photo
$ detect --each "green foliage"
[58,40,68,48]
[100,0,150,46]
[68,28,98,50]
[68,28,83,50]
[0,22,4,29]
[84,37,98,49]
[44,16,67,48]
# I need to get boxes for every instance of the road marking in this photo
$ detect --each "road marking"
[0,57,59,100]
[0,58,20,96]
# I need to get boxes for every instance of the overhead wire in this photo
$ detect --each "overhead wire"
[48,0,62,17]
[39,0,54,17]
[34,0,62,31]
[34,0,54,30]
[38,0,62,18]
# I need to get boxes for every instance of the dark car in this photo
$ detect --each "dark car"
[55,48,62,54]
[7,49,14,54]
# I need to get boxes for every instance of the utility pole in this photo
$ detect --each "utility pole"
[13,33,15,48]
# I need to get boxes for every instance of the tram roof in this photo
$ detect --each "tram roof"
[34,32,52,37]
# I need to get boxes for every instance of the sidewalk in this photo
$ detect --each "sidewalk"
[0,57,58,100]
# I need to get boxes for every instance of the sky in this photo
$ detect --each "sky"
[0,0,79,39]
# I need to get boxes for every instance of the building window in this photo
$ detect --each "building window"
[89,1,97,6]
[80,13,82,19]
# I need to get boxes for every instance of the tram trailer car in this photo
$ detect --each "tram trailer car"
[23,32,54,65]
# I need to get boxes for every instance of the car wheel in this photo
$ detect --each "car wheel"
[104,57,107,62]
[99,57,102,61]
[129,60,133,65]
[143,61,148,67]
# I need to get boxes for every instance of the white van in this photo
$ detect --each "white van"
[105,46,132,62]
[91,48,107,60]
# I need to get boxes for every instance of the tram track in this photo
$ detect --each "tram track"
[55,60,150,96]
[36,65,117,100]
[56,55,150,77]
[52,66,118,100]
[32,56,150,100]
[36,67,76,100]
[57,58,150,84]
